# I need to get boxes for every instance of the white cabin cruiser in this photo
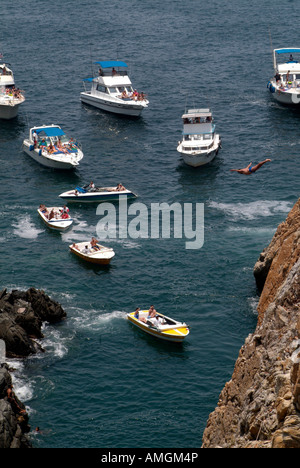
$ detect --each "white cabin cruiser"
[23,125,84,170]
[0,63,25,120]
[267,48,300,106]
[80,60,149,117]
[177,109,221,167]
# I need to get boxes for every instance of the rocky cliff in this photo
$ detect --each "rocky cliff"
[0,288,67,448]
[202,198,300,448]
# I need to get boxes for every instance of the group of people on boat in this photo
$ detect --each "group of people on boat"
[0,65,12,76]
[274,70,300,90]
[74,182,126,196]
[119,89,147,102]
[71,237,102,254]
[0,85,23,99]
[33,134,78,155]
[134,306,166,327]
[39,205,70,220]
[183,116,212,125]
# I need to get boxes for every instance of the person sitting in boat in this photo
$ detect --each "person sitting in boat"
[60,206,70,219]
[72,243,79,250]
[112,67,117,76]
[134,308,140,319]
[49,209,56,220]
[66,138,78,152]
[131,89,139,101]
[91,237,100,251]
[116,183,126,191]
[39,204,48,214]
[39,138,47,149]
[55,138,68,154]
[274,71,281,83]
[148,305,157,318]
[82,245,91,254]
[120,90,128,99]
[88,181,96,192]
[47,142,56,154]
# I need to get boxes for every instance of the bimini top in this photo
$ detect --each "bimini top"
[35,127,65,137]
[275,48,300,54]
[94,61,128,69]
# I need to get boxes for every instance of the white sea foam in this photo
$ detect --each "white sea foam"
[71,308,126,331]
[12,215,44,239]
[208,200,292,221]
[248,297,259,315]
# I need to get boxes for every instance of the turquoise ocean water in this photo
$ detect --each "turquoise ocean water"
[1,0,299,448]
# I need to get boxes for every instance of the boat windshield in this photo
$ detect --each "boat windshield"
[183,116,212,124]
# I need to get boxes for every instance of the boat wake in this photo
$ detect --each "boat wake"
[70,308,126,332]
[208,200,292,221]
[12,215,44,239]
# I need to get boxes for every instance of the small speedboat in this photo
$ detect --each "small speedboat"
[23,125,84,170]
[267,48,300,106]
[38,206,73,231]
[127,310,190,343]
[0,63,25,120]
[80,60,149,117]
[69,241,115,265]
[59,183,137,203]
[177,108,221,167]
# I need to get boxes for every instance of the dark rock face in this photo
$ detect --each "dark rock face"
[202,199,300,448]
[0,288,66,358]
[0,366,31,448]
[0,288,67,448]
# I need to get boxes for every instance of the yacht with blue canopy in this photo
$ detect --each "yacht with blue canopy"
[177,108,221,167]
[23,125,84,170]
[80,60,149,117]
[267,48,300,105]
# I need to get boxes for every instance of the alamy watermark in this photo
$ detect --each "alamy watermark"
[95,197,204,250]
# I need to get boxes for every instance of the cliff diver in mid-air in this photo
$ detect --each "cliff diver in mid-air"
[230,159,271,175]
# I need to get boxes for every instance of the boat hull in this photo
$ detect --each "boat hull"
[23,143,80,170]
[69,242,115,265]
[38,209,73,231]
[0,102,21,120]
[268,81,300,106]
[80,92,145,117]
[127,312,189,343]
[180,148,218,167]
[59,190,137,203]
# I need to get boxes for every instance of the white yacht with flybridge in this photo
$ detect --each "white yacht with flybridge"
[267,48,300,106]
[80,60,149,117]
[177,108,221,167]
[0,63,25,119]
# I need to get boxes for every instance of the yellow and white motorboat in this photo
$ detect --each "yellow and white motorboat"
[127,309,189,343]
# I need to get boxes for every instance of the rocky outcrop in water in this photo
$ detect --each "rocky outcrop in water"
[202,198,300,448]
[0,288,67,448]
[0,288,66,358]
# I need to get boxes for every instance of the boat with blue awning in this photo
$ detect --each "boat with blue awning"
[177,108,221,167]
[267,48,300,106]
[80,60,149,117]
[22,125,84,170]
